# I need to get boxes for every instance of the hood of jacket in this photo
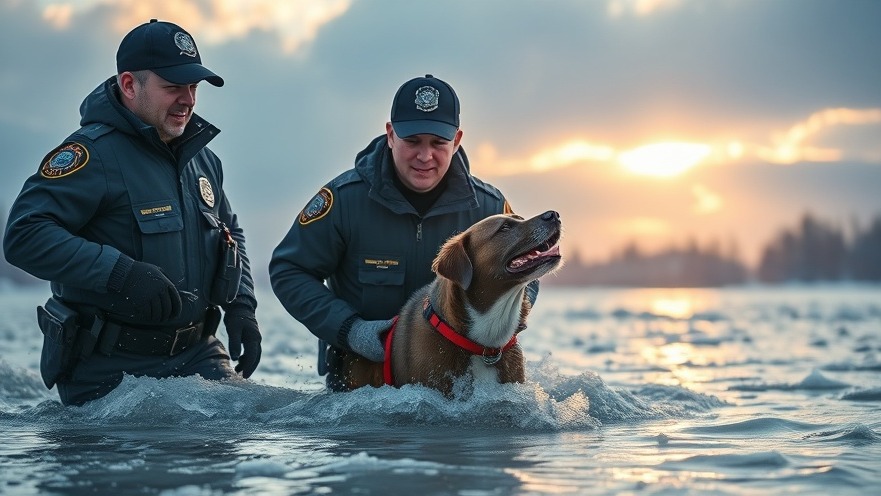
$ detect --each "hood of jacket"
[353,134,479,217]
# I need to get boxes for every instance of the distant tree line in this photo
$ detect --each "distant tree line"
[550,212,881,287]
[757,213,881,283]
[551,238,749,287]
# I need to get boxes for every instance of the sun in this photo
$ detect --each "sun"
[617,142,711,177]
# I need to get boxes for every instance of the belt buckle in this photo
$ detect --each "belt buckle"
[169,325,199,356]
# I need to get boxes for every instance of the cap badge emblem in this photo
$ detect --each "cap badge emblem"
[414,86,440,112]
[174,32,198,58]
[198,176,215,207]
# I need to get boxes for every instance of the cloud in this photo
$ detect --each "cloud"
[757,107,881,164]
[475,105,881,181]
[41,2,74,28]
[530,140,616,172]
[474,140,615,176]
[37,0,351,52]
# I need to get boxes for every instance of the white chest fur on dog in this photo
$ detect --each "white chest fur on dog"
[465,287,527,349]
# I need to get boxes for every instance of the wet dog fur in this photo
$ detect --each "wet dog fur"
[340,211,563,395]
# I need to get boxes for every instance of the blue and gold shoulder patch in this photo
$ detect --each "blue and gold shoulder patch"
[299,187,333,225]
[40,142,89,179]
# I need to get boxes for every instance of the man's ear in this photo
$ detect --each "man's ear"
[452,128,463,152]
[432,233,473,290]
[385,122,395,148]
[118,72,137,101]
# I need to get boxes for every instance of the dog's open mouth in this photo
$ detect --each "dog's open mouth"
[507,230,562,273]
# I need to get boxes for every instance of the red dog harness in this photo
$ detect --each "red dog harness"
[382,299,518,386]
[382,316,398,386]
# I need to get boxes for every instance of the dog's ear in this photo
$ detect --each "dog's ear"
[433,235,473,290]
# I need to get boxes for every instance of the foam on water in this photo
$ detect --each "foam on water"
[0,353,729,434]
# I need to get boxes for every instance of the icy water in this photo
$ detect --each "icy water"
[1,285,880,495]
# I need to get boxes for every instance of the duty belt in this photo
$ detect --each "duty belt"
[113,322,206,356]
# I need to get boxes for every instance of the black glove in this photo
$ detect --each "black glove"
[223,305,262,378]
[107,257,182,323]
[344,317,394,362]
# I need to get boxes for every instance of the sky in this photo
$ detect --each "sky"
[1,0,880,287]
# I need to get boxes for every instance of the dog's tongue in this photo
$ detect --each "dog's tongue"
[508,244,561,270]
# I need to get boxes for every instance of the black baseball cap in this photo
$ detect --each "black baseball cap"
[390,74,460,140]
[116,19,224,87]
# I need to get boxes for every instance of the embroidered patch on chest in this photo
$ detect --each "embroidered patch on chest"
[40,142,89,179]
[299,187,333,225]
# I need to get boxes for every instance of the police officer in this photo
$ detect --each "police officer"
[269,74,536,390]
[3,19,261,406]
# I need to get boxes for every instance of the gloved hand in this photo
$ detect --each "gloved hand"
[223,305,262,378]
[107,257,182,323]
[345,317,394,362]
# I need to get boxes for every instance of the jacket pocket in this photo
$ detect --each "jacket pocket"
[132,200,185,284]
[358,255,405,319]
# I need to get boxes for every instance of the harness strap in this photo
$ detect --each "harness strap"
[422,299,517,361]
[383,316,399,386]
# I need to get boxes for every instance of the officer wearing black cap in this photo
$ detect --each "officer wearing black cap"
[3,19,261,405]
[269,75,537,390]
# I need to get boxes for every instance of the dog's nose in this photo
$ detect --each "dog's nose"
[541,210,560,221]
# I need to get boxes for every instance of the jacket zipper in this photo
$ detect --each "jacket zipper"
[416,221,423,241]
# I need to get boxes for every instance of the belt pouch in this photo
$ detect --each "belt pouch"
[36,298,80,389]
[203,211,243,305]
[209,234,242,304]
[204,306,221,336]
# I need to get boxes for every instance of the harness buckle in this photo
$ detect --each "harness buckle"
[482,348,503,365]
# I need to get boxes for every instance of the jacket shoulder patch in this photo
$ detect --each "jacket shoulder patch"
[40,142,89,179]
[299,187,333,225]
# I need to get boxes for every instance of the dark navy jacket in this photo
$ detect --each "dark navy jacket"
[3,77,255,327]
[269,134,520,351]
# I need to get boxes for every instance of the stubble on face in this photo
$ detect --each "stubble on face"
[129,72,194,143]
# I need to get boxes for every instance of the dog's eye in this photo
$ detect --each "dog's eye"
[498,220,513,232]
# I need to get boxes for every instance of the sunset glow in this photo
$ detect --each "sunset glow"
[617,142,712,177]
[618,142,711,177]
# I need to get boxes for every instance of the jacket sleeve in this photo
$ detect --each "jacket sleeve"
[268,186,357,346]
[3,142,122,292]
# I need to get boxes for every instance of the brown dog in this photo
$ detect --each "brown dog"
[341,210,563,395]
